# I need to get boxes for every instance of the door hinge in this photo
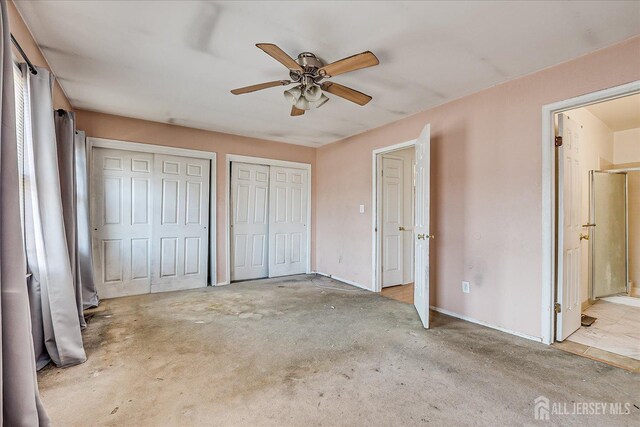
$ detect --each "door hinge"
[555,136,563,147]
[554,302,561,313]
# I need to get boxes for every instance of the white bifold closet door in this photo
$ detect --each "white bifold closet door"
[268,166,308,278]
[92,147,210,299]
[230,162,308,281]
[231,163,270,281]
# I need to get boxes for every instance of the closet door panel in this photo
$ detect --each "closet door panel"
[230,162,270,281]
[152,154,210,292]
[91,148,153,298]
[268,167,308,277]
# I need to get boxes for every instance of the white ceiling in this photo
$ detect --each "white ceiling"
[586,93,640,131]
[15,1,640,146]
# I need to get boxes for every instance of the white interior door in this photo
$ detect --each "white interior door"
[231,162,270,281]
[152,154,210,292]
[382,155,404,287]
[92,148,153,298]
[414,125,431,328]
[556,113,583,341]
[268,166,308,278]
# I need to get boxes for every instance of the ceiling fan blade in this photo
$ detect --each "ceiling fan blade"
[321,82,372,106]
[291,105,305,116]
[256,43,303,72]
[319,51,379,77]
[231,80,291,95]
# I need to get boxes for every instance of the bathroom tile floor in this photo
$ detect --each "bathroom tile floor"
[567,299,640,361]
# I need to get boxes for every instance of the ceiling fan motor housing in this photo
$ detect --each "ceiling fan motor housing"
[296,52,324,68]
[290,52,325,82]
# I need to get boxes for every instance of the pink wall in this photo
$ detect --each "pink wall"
[76,110,316,284]
[315,36,640,339]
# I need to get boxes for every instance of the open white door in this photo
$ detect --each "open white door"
[414,125,431,328]
[556,113,583,341]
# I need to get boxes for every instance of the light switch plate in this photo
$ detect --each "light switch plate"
[462,281,470,293]
[359,204,365,214]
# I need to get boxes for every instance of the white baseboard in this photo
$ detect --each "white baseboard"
[429,305,542,343]
[312,271,372,291]
[214,282,229,286]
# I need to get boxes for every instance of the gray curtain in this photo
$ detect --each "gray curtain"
[74,130,99,309]
[0,0,50,424]
[23,64,86,369]
[54,111,85,328]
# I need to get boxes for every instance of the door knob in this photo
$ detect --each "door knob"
[417,233,434,240]
[399,226,405,231]
[580,233,589,241]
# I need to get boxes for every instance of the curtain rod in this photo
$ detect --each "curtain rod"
[10,33,37,75]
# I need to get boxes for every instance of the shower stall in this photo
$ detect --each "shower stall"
[588,170,630,300]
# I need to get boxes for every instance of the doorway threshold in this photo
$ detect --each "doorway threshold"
[554,340,640,373]
[381,283,414,304]
[600,295,640,308]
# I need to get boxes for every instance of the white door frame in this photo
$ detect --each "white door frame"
[224,154,312,285]
[540,80,640,345]
[372,139,417,293]
[87,137,217,286]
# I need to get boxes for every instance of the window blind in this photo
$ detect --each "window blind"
[13,63,25,231]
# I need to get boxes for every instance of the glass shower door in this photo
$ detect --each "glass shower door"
[590,171,628,298]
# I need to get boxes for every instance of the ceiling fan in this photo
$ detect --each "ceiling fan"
[231,43,379,116]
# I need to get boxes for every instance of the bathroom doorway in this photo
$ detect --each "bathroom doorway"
[554,93,640,367]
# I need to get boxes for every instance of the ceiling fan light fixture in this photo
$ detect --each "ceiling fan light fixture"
[284,85,302,105]
[295,96,310,110]
[310,93,329,109]
[303,84,323,102]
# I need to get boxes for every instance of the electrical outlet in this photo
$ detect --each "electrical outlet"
[359,204,365,214]
[462,281,470,294]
